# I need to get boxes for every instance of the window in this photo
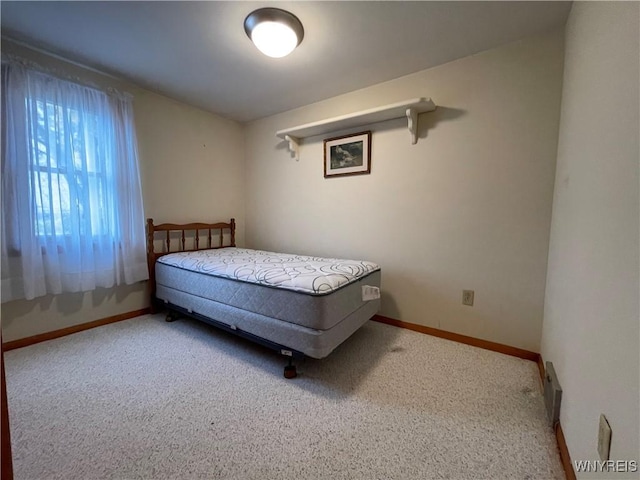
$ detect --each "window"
[1,62,148,302]
[30,99,107,237]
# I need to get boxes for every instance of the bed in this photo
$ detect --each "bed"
[146,218,381,377]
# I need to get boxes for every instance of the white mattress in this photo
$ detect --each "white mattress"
[156,248,381,331]
[157,247,380,295]
[154,247,382,359]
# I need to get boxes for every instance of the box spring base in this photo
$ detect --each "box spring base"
[156,285,380,359]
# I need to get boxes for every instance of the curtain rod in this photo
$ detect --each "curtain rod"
[1,48,133,100]
[1,35,123,81]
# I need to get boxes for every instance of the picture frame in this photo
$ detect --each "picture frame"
[324,131,371,178]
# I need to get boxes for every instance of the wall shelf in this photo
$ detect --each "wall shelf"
[276,97,436,160]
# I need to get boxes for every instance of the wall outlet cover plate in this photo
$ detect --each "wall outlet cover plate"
[598,414,612,461]
[462,290,474,306]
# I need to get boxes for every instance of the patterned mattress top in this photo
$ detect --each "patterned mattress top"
[157,247,380,295]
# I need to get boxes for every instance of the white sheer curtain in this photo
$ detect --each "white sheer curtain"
[1,62,148,302]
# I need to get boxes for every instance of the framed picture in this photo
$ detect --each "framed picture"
[324,131,371,178]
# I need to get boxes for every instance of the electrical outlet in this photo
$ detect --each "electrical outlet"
[598,414,612,461]
[462,290,474,306]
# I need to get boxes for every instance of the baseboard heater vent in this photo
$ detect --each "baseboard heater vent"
[544,361,562,427]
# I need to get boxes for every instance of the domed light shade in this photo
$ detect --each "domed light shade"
[244,8,304,58]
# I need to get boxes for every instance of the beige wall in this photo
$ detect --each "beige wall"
[244,29,565,352]
[1,41,245,342]
[541,2,639,476]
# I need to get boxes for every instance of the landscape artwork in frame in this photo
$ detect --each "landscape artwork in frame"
[324,131,371,178]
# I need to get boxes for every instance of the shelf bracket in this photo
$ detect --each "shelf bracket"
[406,107,418,145]
[284,135,300,161]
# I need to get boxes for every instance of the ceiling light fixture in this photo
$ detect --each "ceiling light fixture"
[244,8,304,58]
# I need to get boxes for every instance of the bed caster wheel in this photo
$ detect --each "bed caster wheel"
[284,365,297,379]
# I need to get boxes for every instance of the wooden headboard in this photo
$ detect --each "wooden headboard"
[145,218,236,310]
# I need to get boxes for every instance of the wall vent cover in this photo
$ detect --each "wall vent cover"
[543,361,562,427]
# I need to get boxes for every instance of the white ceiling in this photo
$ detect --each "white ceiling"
[1,1,571,123]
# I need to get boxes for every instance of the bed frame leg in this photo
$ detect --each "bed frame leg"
[283,357,297,379]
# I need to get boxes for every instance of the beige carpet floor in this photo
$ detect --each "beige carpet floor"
[5,314,563,479]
